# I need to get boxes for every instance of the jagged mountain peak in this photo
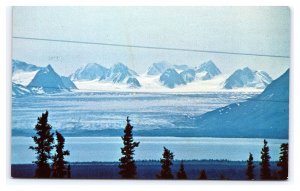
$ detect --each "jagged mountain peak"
[27,64,76,92]
[195,60,221,80]
[159,68,186,88]
[224,67,273,89]
[147,61,170,75]
[70,63,109,81]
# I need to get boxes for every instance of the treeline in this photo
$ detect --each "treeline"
[118,116,288,180]
[29,112,288,180]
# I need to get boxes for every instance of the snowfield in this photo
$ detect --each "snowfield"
[12,71,38,86]
[74,74,263,93]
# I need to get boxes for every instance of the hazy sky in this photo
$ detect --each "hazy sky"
[12,6,290,78]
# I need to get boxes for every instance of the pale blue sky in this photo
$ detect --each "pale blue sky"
[12,7,290,78]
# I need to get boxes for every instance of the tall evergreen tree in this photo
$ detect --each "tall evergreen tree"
[260,139,271,180]
[157,147,174,179]
[198,169,207,180]
[177,160,187,179]
[52,131,70,178]
[277,143,288,180]
[246,152,255,180]
[29,111,54,178]
[118,117,140,179]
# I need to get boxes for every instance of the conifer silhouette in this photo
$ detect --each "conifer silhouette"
[52,131,70,178]
[277,143,288,180]
[118,117,140,179]
[246,152,255,180]
[198,169,207,180]
[29,111,54,178]
[157,147,174,179]
[260,139,271,180]
[177,160,187,179]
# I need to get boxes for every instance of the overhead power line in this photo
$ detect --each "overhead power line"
[13,36,290,59]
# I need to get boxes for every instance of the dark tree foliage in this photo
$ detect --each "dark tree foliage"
[52,131,70,178]
[198,169,207,180]
[219,174,229,180]
[157,147,174,179]
[177,160,187,179]
[67,164,71,178]
[277,143,288,180]
[29,111,54,178]
[118,117,140,179]
[246,152,255,180]
[260,139,271,180]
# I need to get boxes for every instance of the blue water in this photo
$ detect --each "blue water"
[11,136,287,164]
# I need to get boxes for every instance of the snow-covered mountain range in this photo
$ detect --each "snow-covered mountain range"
[12,59,276,96]
[69,62,140,88]
[12,60,77,96]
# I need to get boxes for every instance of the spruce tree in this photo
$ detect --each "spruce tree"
[119,117,140,179]
[277,143,288,180]
[67,164,71,178]
[52,131,70,178]
[246,152,255,180]
[177,160,187,179]
[260,139,271,180]
[198,169,207,180]
[157,147,174,179]
[29,111,54,178]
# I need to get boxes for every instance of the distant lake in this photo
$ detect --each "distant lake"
[11,136,287,164]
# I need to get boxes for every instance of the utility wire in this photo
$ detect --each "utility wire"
[13,36,289,103]
[13,36,290,59]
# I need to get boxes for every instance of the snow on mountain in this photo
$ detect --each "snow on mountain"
[12,70,39,86]
[61,76,78,89]
[27,65,71,93]
[72,62,141,89]
[12,60,41,86]
[180,69,196,83]
[195,60,221,80]
[159,68,186,88]
[12,83,32,97]
[127,77,141,88]
[224,67,273,89]
[147,62,170,75]
[106,63,138,83]
[194,69,289,138]
[70,63,109,81]
[12,59,272,93]
[12,60,42,73]
[174,64,190,72]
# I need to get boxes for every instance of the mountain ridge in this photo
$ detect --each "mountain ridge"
[193,69,289,138]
